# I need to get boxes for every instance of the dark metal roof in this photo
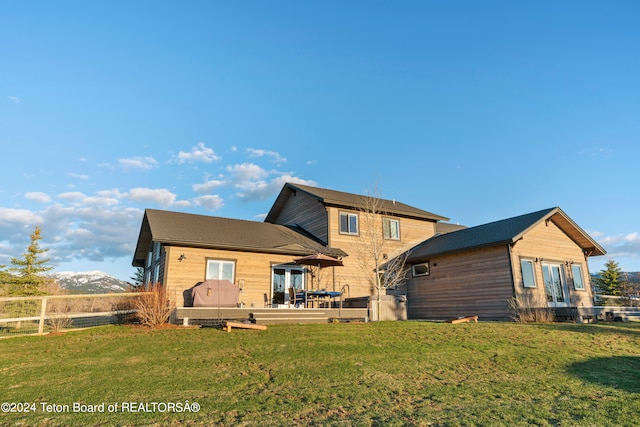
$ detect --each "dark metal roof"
[407,207,606,262]
[132,209,347,267]
[265,183,449,223]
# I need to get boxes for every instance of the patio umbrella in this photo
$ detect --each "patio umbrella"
[294,253,343,291]
[294,253,344,268]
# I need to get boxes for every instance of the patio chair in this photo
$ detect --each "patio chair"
[263,293,271,308]
[288,287,304,308]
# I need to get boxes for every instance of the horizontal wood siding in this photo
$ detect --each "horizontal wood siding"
[510,220,594,307]
[163,246,304,308]
[328,206,438,299]
[269,190,329,243]
[407,245,514,320]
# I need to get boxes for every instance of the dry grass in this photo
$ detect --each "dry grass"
[508,293,556,322]
[133,282,174,327]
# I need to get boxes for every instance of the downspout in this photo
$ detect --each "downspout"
[507,243,517,303]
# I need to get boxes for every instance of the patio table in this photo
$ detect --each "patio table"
[297,290,342,308]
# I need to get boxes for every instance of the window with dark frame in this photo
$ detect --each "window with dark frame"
[339,212,359,235]
[520,259,536,288]
[412,262,430,277]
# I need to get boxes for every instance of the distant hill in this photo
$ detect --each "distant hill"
[591,271,640,283]
[625,272,640,283]
[50,271,131,294]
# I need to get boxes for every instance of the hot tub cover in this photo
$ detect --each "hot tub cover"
[191,279,239,307]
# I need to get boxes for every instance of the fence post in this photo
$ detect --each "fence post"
[38,297,48,335]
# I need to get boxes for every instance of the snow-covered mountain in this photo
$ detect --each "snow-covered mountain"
[50,271,131,294]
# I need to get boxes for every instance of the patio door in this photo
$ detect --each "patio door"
[541,262,568,307]
[271,265,305,307]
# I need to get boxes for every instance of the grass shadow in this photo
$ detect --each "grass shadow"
[567,356,640,393]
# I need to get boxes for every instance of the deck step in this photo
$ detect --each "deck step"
[250,311,329,325]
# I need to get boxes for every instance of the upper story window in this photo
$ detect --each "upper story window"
[383,218,400,240]
[339,212,359,235]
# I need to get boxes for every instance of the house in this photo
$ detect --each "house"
[132,184,606,322]
[265,183,448,298]
[404,207,606,320]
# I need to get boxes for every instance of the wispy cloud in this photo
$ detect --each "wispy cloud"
[597,232,640,261]
[233,171,316,201]
[192,179,227,194]
[6,96,20,104]
[66,172,90,180]
[247,148,287,164]
[176,142,220,164]
[119,156,159,171]
[579,146,612,157]
[194,195,224,210]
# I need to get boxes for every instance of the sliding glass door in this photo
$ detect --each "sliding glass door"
[271,265,305,306]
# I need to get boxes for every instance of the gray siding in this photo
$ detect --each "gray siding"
[407,245,514,320]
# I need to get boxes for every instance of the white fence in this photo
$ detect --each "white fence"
[0,293,147,337]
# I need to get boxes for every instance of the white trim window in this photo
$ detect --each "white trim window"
[383,218,400,240]
[412,262,430,277]
[339,212,359,235]
[571,264,585,290]
[520,259,537,288]
[206,259,236,282]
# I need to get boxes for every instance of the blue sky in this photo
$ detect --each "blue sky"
[1,1,639,281]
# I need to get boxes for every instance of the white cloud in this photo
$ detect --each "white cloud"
[7,96,20,104]
[598,232,640,261]
[234,172,316,201]
[126,188,177,207]
[57,192,86,202]
[227,163,268,182]
[176,142,220,164]
[194,195,224,210]
[25,192,52,203]
[193,179,227,194]
[0,207,43,227]
[119,156,159,171]
[40,204,143,263]
[57,191,120,207]
[247,148,287,164]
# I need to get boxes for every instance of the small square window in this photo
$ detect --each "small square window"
[339,212,359,235]
[383,218,400,240]
[412,262,430,277]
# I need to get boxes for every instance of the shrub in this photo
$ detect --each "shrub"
[46,315,73,333]
[134,283,173,327]
[508,294,555,323]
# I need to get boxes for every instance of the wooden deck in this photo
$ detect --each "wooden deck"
[174,307,369,325]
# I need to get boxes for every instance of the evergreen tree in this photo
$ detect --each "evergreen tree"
[593,259,623,296]
[130,266,145,289]
[7,226,53,296]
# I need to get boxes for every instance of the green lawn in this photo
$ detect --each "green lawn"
[1,321,639,426]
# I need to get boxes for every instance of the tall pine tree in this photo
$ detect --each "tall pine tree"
[593,259,623,296]
[8,226,53,296]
